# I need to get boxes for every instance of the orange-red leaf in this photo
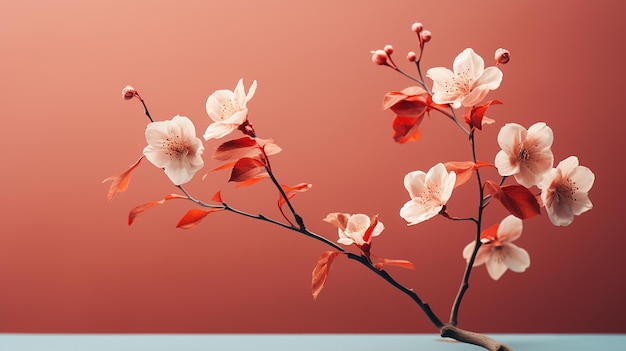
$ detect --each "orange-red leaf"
[484,180,541,219]
[234,173,269,188]
[279,183,313,208]
[128,193,187,225]
[382,86,429,112]
[103,156,144,201]
[445,161,495,188]
[212,190,223,203]
[229,157,267,182]
[176,208,223,229]
[374,258,415,270]
[202,161,238,180]
[445,161,475,188]
[213,136,258,161]
[311,251,342,301]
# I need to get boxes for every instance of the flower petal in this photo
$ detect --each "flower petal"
[203,122,237,140]
[205,90,235,122]
[323,213,351,231]
[453,48,485,81]
[497,123,525,155]
[473,66,503,90]
[527,122,554,150]
[501,243,530,273]
[403,170,427,200]
[400,200,440,225]
[496,215,523,242]
[485,250,508,280]
[494,150,520,176]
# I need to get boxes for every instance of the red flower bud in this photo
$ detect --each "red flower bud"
[407,51,417,62]
[371,49,388,65]
[495,48,510,65]
[122,85,137,100]
[411,22,423,33]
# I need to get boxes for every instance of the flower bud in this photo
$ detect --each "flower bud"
[420,30,432,43]
[384,44,394,55]
[371,49,388,65]
[411,22,423,33]
[407,51,417,62]
[122,85,137,100]
[495,48,510,64]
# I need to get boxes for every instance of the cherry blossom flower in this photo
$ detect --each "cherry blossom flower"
[203,78,257,140]
[143,115,205,185]
[494,122,554,187]
[537,156,594,226]
[323,213,384,248]
[463,215,530,280]
[400,163,456,225]
[426,48,503,108]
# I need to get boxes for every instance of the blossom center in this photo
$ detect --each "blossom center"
[162,133,188,160]
[444,68,473,95]
[554,178,577,204]
[418,184,443,206]
[219,100,237,121]
[518,146,531,161]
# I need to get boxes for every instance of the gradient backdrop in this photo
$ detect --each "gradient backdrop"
[1,0,624,334]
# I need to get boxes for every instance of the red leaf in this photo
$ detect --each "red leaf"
[213,136,259,161]
[279,183,313,208]
[311,251,342,301]
[103,156,144,201]
[464,100,502,130]
[392,116,423,144]
[484,180,541,219]
[374,258,415,270]
[176,208,223,229]
[229,157,267,182]
[362,214,379,243]
[128,194,187,225]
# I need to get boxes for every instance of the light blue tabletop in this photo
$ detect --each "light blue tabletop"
[1,334,624,351]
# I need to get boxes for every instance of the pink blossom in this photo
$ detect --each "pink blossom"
[400,163,456,225]
[537,156,594,226]
[204,78,257,140]
[427,48,502,108]
[463,215,530,280]
[323,213,384,247]
[494,122,554,187]
[143,115,205,185]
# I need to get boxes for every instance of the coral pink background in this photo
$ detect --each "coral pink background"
[1,0,624,333]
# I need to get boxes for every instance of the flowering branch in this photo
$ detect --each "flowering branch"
[105,19,595,351]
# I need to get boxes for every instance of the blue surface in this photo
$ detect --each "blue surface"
[1,334,624,351]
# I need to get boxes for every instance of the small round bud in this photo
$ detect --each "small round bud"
[122,85,137,100]
[384,44,394,55]
[407,51,417,62]
[420,30,432,43]
[411,22,424,33]
[495,48,510,64]
[371,49,388,65]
